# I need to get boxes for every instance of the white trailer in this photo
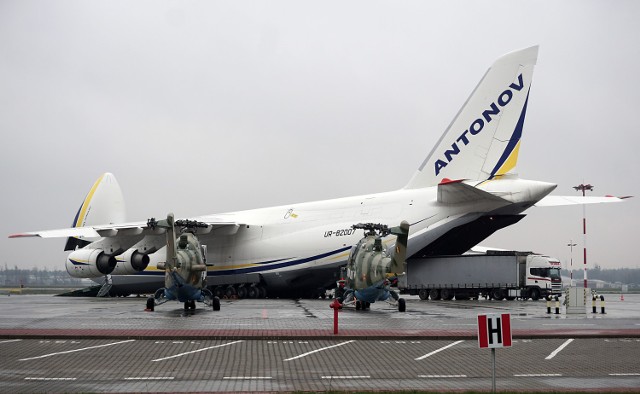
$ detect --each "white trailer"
[399,251,562,301]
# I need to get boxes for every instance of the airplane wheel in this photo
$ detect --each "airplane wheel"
[247,286,258,299]
[257,286,267,299]
[355,300,362,310]
[236,286,247,299]
[191,300,196,310]
[213,286,225,299]
[146,297,154,311]
[225,286,236,298]
[398,298,406,312]
[212,297,220,311]
[184,302,190,310]
[364,302,371,310]
[418,289,429,300]
[429,289,441,300]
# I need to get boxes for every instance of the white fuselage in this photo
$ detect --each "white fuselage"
[97,178,556,295]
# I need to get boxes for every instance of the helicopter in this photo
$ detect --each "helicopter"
[145,213,220,312]
[336,221,409,312]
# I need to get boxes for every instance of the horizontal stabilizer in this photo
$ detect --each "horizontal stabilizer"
[10,227,101,239]
[437,179,508,204]
[534,195,631,207]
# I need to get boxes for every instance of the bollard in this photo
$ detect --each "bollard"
[554,296,560,314]
[592,295,597,314]
[600,295,606,314]
[330,298,342,334]
[546,296,551,314]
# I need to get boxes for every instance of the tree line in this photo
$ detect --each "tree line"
[0,265,90,287]
[563,265,640,287]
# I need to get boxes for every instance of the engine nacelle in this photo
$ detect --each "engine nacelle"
[111,249,151,275]
[66,248,117,278]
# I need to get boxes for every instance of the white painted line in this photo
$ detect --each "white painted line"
[284,340,354,361]
[124,377,175,380]
[418,374,467,378]
[543,324,595,326]
[0,339,22,344]
[19,339,135,361]
[25,377,77,381]
[514,373,562,377]
[223,376,272,380]
[610,373,640,376]
[321,376,370,379]
[415,340,464,360]
[151,340,243,362]
[545,338,574,360]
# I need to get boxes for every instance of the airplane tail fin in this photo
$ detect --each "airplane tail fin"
[405,46,538,189]
[64,173,126,251]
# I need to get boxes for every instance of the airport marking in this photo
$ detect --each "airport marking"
[415,340,464,360]
[25,377,77,381]
[223,376,272,380]
[545,338,574,360]
[19,339,135,361]
[284,340,355,361]
[124,377,175,380]
[418,374,467,378]
[514,374,562,377]
[151,340,243,362]
[0,339,22,344]
[609,373,640,376]
[321,375,370,379]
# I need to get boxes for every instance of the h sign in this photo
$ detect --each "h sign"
[478,313,512,348]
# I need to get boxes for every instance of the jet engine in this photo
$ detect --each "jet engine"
[111,248,151,275]
[66,248,117,278]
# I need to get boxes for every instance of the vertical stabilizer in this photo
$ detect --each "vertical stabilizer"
[64,173,126,250]
[405,46,538,188]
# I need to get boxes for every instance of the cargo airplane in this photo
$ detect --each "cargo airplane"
[10,46,627,298]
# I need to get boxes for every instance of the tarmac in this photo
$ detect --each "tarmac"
[2,292,640,392]
[0,291,639,339]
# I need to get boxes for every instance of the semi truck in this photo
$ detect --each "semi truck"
[398,251,562,301]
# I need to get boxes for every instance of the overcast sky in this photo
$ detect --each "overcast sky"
[1,0,638,273]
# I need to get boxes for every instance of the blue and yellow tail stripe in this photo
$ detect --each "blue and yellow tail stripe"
[488,91,530,179]
[71,173,105,228]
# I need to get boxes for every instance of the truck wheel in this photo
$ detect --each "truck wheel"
[491,289,504,300]
[418,289,429,300]
[145,297,154,311]
[429,289,441,300]
[398,298,406,312]
[530,288,541,301]
[441,288,454,300]
[212,297,221,311]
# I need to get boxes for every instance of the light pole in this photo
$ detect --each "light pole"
[567,241,577,286]
[573,183,593,289]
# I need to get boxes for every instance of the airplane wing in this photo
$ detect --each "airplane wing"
[534,195,631,207]
[9,217,242,239]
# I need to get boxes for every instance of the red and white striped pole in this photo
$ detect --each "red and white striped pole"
[573,184,593,289]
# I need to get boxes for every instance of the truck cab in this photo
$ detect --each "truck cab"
[524,255,563,299]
